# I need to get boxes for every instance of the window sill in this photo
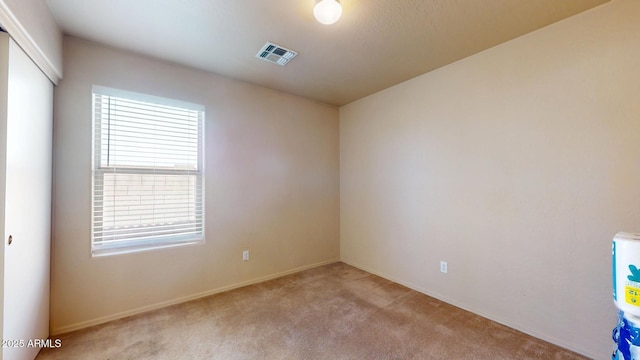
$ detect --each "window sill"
[91,239,204,258]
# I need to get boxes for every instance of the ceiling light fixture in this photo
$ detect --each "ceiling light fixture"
[313,0,342,25]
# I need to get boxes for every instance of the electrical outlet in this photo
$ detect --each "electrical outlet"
[243,250,249,261]
[440,261,448,273]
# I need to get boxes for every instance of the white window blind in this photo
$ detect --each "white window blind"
[92,86,204,255]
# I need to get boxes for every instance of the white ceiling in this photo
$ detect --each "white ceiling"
[45,0,608,106]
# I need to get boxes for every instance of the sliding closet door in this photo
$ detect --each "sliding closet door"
[0,33,53,360]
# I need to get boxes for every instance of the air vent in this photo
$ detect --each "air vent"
[256,42,298,66]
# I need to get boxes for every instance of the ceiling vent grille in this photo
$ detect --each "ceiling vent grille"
[256,42,297,66]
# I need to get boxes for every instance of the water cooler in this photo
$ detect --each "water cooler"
[612,232,640,359]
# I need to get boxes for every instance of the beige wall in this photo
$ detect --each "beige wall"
[51,37,340,333]
[340,0,638,358]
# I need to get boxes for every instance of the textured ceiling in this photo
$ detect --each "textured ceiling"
[45,0,609,106]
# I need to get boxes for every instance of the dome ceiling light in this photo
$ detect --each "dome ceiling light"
[313,0,342,25]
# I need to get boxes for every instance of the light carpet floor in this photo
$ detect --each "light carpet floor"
[37,262,587,359]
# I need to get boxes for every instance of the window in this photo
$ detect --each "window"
[92,86,204,256]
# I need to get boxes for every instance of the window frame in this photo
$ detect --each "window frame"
[91,86,205,256]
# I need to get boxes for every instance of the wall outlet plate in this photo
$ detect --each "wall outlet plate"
[440,261,448,273]
[243,250,249,261]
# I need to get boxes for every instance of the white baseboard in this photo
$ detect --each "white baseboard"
[52,258,340,335]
